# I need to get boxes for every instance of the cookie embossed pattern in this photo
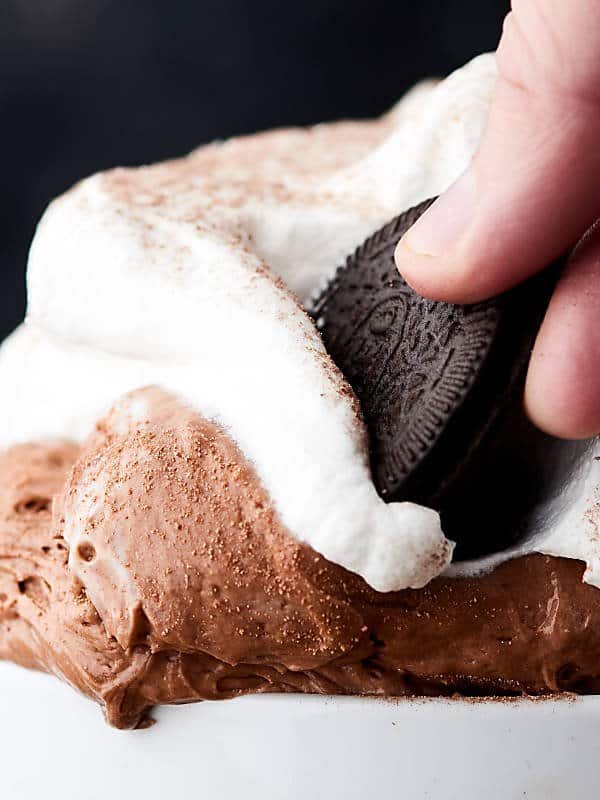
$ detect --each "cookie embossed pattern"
[312,198,588,560]
[312,198,502,498]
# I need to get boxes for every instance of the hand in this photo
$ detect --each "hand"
[394,0,600,440]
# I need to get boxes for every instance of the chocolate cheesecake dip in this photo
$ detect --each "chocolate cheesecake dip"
[1,53,599,728]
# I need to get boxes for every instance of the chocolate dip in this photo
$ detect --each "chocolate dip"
[1,388,599,729]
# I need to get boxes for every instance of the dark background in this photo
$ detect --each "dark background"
[0,0,509,341]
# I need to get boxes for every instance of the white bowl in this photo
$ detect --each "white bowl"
[2,662,600,799]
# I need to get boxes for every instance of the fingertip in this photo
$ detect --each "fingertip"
[524,368,599,440]
[393,174,483,303]
[394,241,443,300]
[394,239,499,305]
[525,231,600,440]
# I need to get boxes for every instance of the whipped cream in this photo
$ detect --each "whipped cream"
[1,52,599,591]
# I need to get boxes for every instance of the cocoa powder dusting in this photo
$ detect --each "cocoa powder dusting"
[1,389,600,728]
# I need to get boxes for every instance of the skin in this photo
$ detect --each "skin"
[394,0,600,439]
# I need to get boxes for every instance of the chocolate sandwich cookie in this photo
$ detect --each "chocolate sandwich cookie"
[313,199,591,558]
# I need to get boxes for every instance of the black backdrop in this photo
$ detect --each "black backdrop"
[0,0,509,341]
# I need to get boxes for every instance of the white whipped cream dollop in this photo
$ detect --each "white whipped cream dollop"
[1,52,599,591]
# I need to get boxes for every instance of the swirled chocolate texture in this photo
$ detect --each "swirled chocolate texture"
[1,389,599,729]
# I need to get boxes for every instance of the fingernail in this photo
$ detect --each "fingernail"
[399,172,476,258]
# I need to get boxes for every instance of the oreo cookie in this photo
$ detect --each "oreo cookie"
[312,199,582,558]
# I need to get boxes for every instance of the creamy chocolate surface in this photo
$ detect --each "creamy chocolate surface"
[1,389,599,729]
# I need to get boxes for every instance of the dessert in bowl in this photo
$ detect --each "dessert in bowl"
[1,52,600,797]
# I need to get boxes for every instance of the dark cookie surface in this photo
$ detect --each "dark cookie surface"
[313,199,503,499]
[312,199,585,557]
